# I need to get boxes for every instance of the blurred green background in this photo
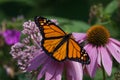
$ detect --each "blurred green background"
[0,0,120,80]
[0,0,113,21]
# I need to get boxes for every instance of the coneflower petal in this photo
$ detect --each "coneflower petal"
[107,42,120,63]
[85,44,97,77]
[72,32,86,43]
[97,47,101,66]
[100,47,112,76]
[110,38,120,47]
[45,62,64,80]
[65,61,83,80]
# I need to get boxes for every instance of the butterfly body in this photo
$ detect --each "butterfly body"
[35,16,90,64]
[52,33,72,53]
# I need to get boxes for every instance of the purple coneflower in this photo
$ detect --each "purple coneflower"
[73,25,120,78]
[10,20,83,80]
[3,29,21,45]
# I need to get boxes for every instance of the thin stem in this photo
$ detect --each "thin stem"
[101,64,106,80]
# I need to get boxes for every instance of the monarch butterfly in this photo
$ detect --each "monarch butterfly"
[34,16,90,64]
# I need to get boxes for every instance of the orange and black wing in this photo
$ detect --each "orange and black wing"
[52,41,68,61]
[35,16,66,39]
[34,16,67,61]
[34,16,90,64]
[67,38,90,64]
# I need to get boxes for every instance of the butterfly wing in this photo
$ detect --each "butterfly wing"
[35,16,66,39]
[35,16,90,64]
[52,41,67,61]
[68,38,90,64]
[34,16,67,61]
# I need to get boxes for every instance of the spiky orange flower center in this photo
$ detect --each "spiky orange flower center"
[87,25,110,46]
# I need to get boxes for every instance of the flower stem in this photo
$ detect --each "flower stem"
[101,64,106,80]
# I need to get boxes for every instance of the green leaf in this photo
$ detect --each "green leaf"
[104,0,118,15]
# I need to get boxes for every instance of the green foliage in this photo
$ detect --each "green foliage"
[94,67,117,80]
[104,0,118,15]
[17,73,30,80]
[0,67,9,80]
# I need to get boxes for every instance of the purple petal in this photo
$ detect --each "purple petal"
[72,32,86,43]
[45,61,57,80]
[37,60,52,80]
[27,51,48,71]
[45,62,63,80]
[107,42,120,63]
[65,61,83,80]
[85,45,97,77]
[100,47,112,76]
[109,38,120,47]
[51,63,63,80]
[84,44,93,51]
[97,47,101,66]
[3,29,21,45]
[37,67,46,80]
[5,37,19,45]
